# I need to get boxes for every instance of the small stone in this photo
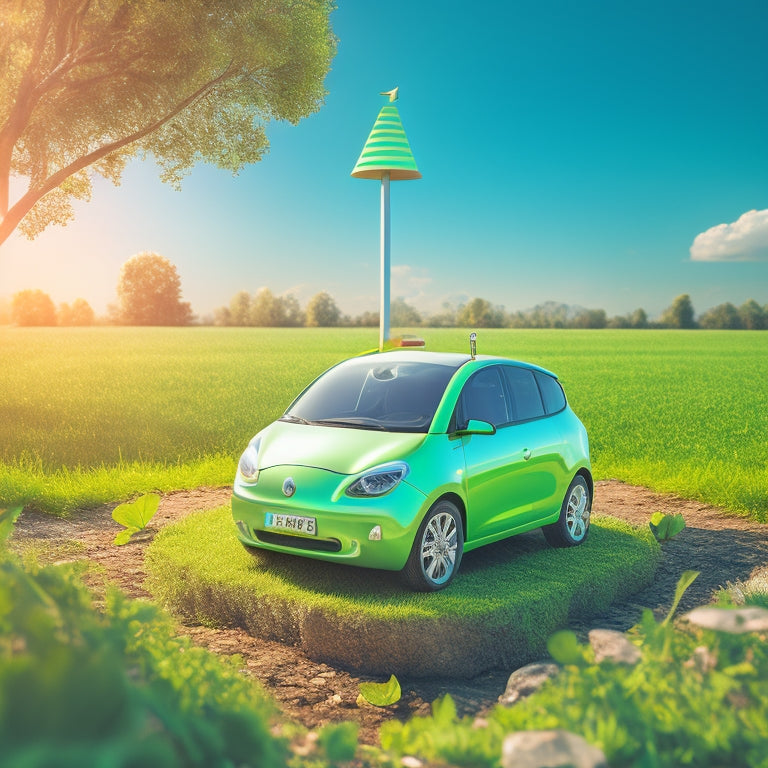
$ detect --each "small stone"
[329,693,343,704]
[401,757,423,768]
[588,629,642,665]
[501,730,608,768]
[498,662,560,707]
[309,677,326,686]
[685,605,768,634]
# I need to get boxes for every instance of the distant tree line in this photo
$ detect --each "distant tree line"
[5,252,192,327]
[211,290,768,331]
[3,252,766,332]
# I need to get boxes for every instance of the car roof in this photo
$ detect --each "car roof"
[362,350,557,378]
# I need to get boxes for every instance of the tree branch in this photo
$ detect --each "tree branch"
[0,62,236,248]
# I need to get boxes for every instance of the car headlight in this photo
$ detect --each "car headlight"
[237,436,261,483]
[346,462,410,497]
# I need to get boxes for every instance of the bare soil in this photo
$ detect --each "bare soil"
[10,481,768,745]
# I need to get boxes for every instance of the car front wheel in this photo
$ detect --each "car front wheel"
[402,500,464,591]
[543,475,591,547]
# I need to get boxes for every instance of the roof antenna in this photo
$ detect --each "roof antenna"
[469,332,477,360]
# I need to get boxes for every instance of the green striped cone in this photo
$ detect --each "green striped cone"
[351,104,421,180]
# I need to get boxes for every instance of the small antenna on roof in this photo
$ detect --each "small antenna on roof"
[469,332,477,360]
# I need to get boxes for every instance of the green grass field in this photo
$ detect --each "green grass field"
[1,326,765,519]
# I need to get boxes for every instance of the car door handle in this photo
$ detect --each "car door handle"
[522,449,532,461]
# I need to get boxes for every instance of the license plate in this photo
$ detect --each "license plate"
[264,512,317,536]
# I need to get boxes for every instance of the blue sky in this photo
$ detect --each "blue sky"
[2,0,767,320]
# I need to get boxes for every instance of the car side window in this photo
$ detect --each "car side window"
[456,366,509,428]
[534,371,566,415]
[502,366,545,422]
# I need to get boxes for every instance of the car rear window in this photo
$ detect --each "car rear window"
[534,371,567,414]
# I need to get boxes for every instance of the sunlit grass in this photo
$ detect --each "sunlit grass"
[1,327,765,519]
[145,507,660,677]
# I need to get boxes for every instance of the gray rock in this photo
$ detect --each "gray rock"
[501,730,608,768]
[685,605,768,634]
[498,662,560,707]
[588,629,642,665]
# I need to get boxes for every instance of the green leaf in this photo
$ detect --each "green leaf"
[663,570,700,625]
[358,674,401,707]
[112,493,160,531]
[0,506,23,544]
[547,630,582,665]
[649,512,686,542]
[113,526,140,546]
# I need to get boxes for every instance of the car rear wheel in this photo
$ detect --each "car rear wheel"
[543,475,591,547]
[402,500,464,591]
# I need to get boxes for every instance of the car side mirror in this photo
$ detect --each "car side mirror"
[454,419,496,436]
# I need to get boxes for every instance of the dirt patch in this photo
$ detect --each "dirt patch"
[9,481,768,745]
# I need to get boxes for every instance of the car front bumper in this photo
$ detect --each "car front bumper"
[231,465,428,571]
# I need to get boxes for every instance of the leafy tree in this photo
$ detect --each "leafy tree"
[660,294,696,329]
[58,298,95,326]
[456,297,505,328]
[353,310,379,327]
[608,314,632,328]
[699,302,742,330]
[391,298,422,327]
[116,252,193,326]
[11,288,56,325]
[0,0,335,246]
[280,294,305,327]
[0,296,11,324]
[572,308,607,329]
[631,307,648,329]
[228,291,252,327]
[250,288,281,326]
[305,291,340,327]
[738,299,765,330]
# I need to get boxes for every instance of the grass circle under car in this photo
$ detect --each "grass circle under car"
[145,507,660,678]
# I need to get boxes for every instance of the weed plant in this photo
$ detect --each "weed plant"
[145,507,659,677]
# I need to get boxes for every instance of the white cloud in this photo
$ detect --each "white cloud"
[690,209,768,262]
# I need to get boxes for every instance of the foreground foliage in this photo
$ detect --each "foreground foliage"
[1,328,764,519]
[381,590,768,767]
[3,504,766,767]
[0,519,285,767]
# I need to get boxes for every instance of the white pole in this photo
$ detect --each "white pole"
[379,171,391,351]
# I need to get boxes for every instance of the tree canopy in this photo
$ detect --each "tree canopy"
[660,294,696,329]
[305,291,340,327]
[0,0,335,246]
[11,288,56,325]
[116,252,192,326]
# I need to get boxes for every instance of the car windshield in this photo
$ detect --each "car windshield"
[283,357,461,433]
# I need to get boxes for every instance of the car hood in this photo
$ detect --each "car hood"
[256,420,427,475]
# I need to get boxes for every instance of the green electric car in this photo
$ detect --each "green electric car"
[232,349,592,591]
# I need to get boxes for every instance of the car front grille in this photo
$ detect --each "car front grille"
[255,530,342,553]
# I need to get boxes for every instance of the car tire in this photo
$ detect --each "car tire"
[543,475,591,548]
[402,500,464,592]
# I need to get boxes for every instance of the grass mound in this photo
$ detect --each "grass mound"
[145,507,660,678]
